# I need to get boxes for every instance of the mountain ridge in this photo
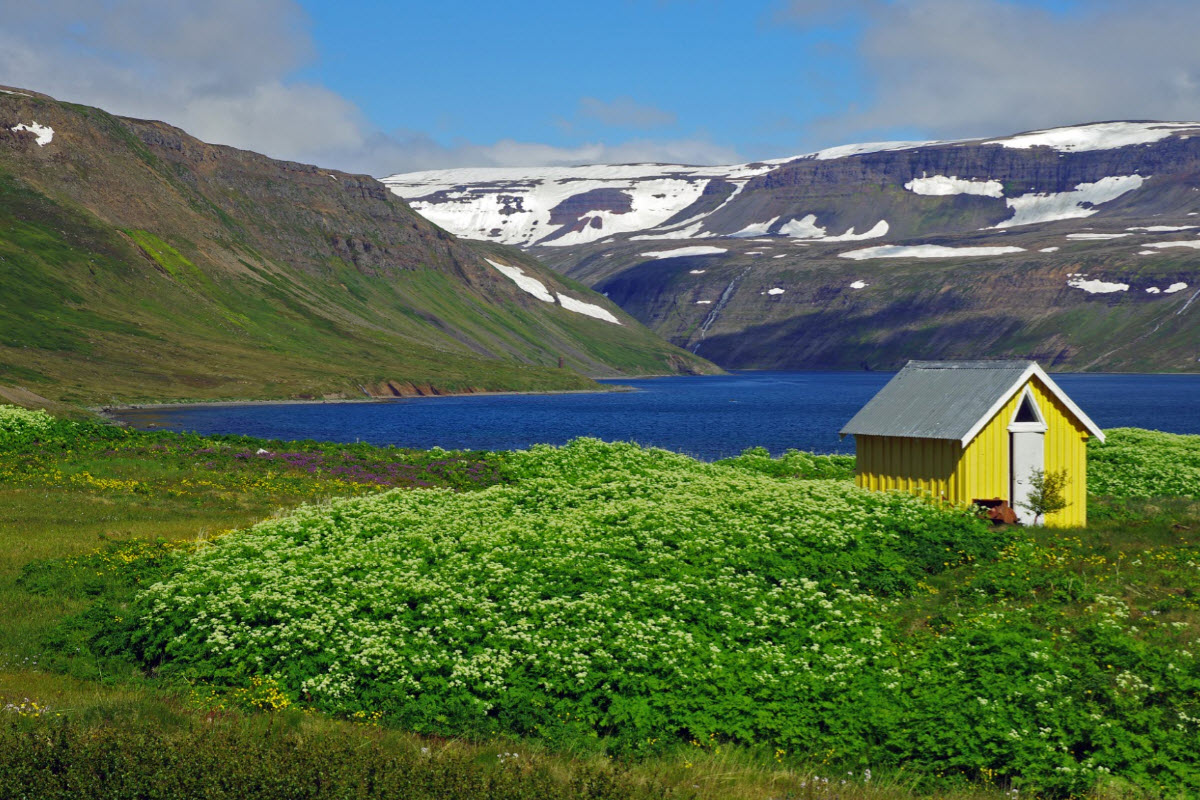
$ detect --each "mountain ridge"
[384,121,1200,372]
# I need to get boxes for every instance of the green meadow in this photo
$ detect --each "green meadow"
[1,407,1198,800]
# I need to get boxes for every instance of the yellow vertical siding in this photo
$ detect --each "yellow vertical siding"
[854,376,1092,527]
[855,435,960,503]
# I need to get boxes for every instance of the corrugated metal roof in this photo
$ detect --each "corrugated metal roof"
[841,360,1036,441]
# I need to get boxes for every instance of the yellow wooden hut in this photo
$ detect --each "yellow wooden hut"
[840,360,1105,527]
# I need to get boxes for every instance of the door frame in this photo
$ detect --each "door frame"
[1008,387,1048,523]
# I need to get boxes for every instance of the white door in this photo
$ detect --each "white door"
[1011,430,1045,524]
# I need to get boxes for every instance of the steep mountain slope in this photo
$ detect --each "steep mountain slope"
[385,122,1200,372]
[0,88,714,405]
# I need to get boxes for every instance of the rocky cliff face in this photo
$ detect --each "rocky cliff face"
[385,122,1200,372]
[0,88,715,404]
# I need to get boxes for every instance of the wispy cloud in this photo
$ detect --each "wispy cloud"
[783,0,1200,144]
[371,134,742,176]
[577,96,677,129]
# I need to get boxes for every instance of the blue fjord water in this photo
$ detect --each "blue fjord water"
[112,371,1200,461]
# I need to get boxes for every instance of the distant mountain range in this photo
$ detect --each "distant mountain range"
[385,122,1200,372]
[0,87,715,406]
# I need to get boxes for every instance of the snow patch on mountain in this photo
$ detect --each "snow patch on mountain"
[629,221,708,241]
[823,220,890,242]
[556,293,621,324]
[485,258,620,322]
[640,246,728,259]
[989,122,1200,152]
[994,175,1145,228]
[646,181,753,237]
[849,280,869,289]
[810,140,958,160]
[780,216,889,242]
[1066,233,1131,240]
[635,180,783,242]
[729,217,780,238]
[779,214,825,239]
[485,259,556,303]
[1127,225,1198,232]
[1067,276,1129,294]
[1166,282,1189,293]
[904,174,1004,198]
[1142,239,1200,250]
[10,121,53,146]
[840,244,1025,260]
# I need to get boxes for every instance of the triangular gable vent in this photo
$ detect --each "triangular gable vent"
[1014,391,1042,423]
[1008,387,1047,431]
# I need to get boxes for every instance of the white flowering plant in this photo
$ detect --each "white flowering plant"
[130,438,996,756]
[0,405,58,448]
[715,446,855,480]
[1089,428,1200,499]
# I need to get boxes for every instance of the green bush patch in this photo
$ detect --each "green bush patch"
[128,440,996,752]
[716,445,855,480]
[1089,428,1200,499]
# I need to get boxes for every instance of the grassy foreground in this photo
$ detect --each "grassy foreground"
[0,408,1198,799]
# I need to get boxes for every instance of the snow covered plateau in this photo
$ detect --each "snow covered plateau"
[383,120,1200,372]
[383,121,1200,250]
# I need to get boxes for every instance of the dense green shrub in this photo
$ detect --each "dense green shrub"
[716,445,856,480]
[129,439,993,756]
[1089,428,1200,499]
[0,404,136,451]
[894,601,1200,796]
[0,404,59,447]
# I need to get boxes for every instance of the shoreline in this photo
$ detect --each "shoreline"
[86,368,1200,419]
[94,384,638,415]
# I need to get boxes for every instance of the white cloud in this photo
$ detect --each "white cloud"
[177,83,371,160]
[789,0,1200,143]
[0,0,738,175]
[0,0,364,163]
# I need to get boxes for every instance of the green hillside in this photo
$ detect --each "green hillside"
[0,90,715,405]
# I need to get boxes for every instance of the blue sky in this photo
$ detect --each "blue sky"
[3,0,1200,175]
[292,0,868,161]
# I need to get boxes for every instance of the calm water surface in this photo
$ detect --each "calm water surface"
[113,371,1200,461]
